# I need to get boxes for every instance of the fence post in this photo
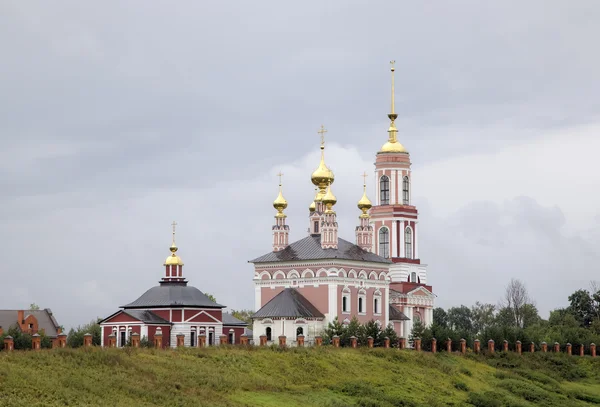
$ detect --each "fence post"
[431,338,437,353]
[460,339,466,355]
[446,338,452,353]
[516,341,522,355]
[474,339,480,354]
[541,342,548,352]
[530,342,535,353]
[566,343,572,356]
[488,340,495,354]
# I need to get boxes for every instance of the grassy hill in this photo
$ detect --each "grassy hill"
[0,347,599,407]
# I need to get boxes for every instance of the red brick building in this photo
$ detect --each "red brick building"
[0,308,62,338]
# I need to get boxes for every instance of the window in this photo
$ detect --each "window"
[358,297,364,313]
[296,327,303,338]
[403,176,410,205]
[120,331,126,347]
[266,327,272,341]
[374,298,379,314]
[190,331,196,347]
[228,332,234,344]
[380,175,390,205]
[379,228,390,258]
[405,227,412,259]
[208,331,214,346]
[342,296,348,312]
[410,272,417,283]
[314,221,319,233]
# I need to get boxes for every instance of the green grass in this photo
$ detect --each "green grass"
[0,347,599,406]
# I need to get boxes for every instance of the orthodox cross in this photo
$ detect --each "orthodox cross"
[390,60,396,71]
[362,171,368,186]
[277,171,284,186]
[171,221,177,244]
[318,125,327,146]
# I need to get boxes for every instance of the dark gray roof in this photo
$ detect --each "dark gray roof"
[122,281,225,308]
[0,309,61,337]
[250,235,391,264]
[222,313,247,326]
[252,288,325,319]
[123,310,171,324]
[389,305,410,321]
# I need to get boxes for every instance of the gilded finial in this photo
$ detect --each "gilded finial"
[311,125,335,198]
[380,60,407,153]
[165,221,184,266]
[358,172,372,218]
[273,171,288,218]
[322,182,337,214]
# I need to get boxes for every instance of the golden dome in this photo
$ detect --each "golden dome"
[322,183,337,213]
[311,145,335,189]
[358,184,372,217]
[164,243,184,266]
[309,200,316,212]
[273,180,288,218]
[380,140,408,153]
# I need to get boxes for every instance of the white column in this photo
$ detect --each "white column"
[399,220,405,258]
[405,306,413,339]
[391,221,398,258]
[384,286,390,328]
[254,285,261,311]
[328,283,338,323]
[390,170,396,205]
[414,221,419,259]
[374,170,379,206]
[100,326,104,347]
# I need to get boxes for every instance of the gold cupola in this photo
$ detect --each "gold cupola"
[380,61,408,154]
[311,125,335,200]
[273,172,288,218]
[164,221,184,266]
[309,188,317,212]
[357,173,372,218]
[322,183,337,213]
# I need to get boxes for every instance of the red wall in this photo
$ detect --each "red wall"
[222,326,246,344]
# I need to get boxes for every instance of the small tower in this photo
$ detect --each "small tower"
[356,172,374,252]
[310,125,334,235]
[320,183,338,249]
[272,172,289,252]
[164,221,185,282]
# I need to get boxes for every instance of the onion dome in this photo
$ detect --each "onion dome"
[322,183,337,213]
[273,174,288,218]
[357,183,372,218]
[311,125,334,197]
[309,188,318,212]
[164,222,184,266]
[379,61,408,154]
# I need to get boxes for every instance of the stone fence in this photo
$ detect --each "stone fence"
[2,333,597,358]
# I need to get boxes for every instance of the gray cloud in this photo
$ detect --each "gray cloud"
[1,1,599,328]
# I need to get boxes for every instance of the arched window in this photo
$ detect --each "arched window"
[358,297,364,313]
[228,331,234,344]
[190,330,196,347]
[379,228,390,258]
[405,227,412,259]
[380,175,390,205]
[342,296,348,312]
[410,272,417,283]
[296,327,303,338]
[402,176,410,205]
[266,327,272,341]
[374,298,379,314]
[314,221,319,233]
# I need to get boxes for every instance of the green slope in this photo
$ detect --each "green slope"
[0,347,599,406]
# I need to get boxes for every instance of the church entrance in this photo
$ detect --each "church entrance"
[120,331,126,347]
[190,331,196,347]
[228,332,234,344]
[208,332,214,345]
[266,327,272,341]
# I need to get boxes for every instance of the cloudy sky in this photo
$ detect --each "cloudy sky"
[1,1,599,329]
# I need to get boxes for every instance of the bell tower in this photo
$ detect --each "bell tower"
[370,61,430,290]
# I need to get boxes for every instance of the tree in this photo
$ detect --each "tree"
[501,279,533,328]
[380,324,398,345]
[447,306,473,333]
[230,309,253,325]
[205,293,217,303]
[29,303,40,311]
[67,320,102,348]
[409,320,425,346]
[567,289,595,328]
[471,302,495,334]
[432,307,448,328]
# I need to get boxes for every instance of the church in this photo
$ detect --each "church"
[99,224,248,348]
[249,62,435,345]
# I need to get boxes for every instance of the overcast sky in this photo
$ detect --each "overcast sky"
[1,1,599,330]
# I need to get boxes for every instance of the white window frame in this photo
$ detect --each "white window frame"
[358,290,367,315]
[405,226,413,259]
[373,294,382,316]
[378,227,390,259]
[402,176,410,205]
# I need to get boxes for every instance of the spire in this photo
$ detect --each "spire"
[272,172,290,252]
[380,61,408,153]
[357,172,372,218]
[311,125,334,200]
[163,221,184,282]
[273,171,288,218]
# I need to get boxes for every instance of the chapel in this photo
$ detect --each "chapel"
[99,224,247,348]
[250,62,435,344]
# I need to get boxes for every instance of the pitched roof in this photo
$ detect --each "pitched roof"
[222,313,247,326]
[0,309,61,337]
[250,235,391,264]
[252,288,325,319]
[122,281,225,308]
[124,310,171,324]
[389,305,410,321]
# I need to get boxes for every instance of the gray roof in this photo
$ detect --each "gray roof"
[222,313,247,326]
[123,310,171,324]
[0,309,61,337]
[252,288,325,319]
[389,305,410,321]
[250,235,391,264]
[122,281,225,308]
